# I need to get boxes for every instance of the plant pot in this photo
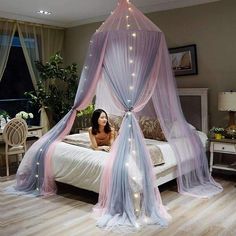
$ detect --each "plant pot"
[214,133,222,140]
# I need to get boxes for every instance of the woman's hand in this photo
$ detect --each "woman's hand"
[102,146,110,152]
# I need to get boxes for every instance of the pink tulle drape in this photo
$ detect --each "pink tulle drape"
[13,0,222,232]
[15,32,108,195]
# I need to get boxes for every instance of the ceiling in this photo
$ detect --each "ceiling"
[0,0,220,28]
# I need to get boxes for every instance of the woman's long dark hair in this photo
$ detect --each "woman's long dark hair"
[91,109,111,135]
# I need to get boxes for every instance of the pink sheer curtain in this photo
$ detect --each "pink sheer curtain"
[94,29,170,230]
[13,0,222,232]
[151,37,222,197]
[94,0,222,231]
[15,32,108,195]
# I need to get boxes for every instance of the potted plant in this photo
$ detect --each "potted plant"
[15,111,34,127]
[25,52,79,127]
[209,127,225,140]
[76,104,95,130]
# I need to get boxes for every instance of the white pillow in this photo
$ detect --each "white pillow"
[63,133,91,148]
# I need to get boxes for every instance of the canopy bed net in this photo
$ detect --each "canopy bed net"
[14,0,222,232]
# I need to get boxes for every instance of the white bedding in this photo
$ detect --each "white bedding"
[52,131,208,193]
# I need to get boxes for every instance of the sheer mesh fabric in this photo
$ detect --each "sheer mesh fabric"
[13,0,222,232]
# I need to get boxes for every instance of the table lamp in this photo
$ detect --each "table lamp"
[218,91,236,131]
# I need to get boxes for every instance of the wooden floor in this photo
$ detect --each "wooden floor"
[0,174,235,236]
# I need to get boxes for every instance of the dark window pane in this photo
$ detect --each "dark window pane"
[0,43,34,99]
[0,33,39,125]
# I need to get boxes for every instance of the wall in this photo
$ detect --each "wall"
[65,0,236,129]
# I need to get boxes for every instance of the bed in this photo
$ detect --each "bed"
[51,88,209,193]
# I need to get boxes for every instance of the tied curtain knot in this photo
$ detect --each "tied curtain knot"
[125,107,134,112]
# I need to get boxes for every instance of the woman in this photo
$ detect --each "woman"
[88,109,116,152]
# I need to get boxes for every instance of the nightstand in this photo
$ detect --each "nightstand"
[27,126,43,138]
[210,139,236,174]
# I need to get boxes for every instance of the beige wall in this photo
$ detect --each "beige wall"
[65,0,236,129]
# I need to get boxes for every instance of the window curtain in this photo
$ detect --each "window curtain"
[17,22,41,90]
[40,27,64,64]
[0,21,16,81]
[17,23,64,134]
[39,27,64,134]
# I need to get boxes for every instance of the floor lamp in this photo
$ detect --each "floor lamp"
[218,91,236,131]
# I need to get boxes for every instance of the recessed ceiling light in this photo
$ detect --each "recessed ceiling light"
[36,10,52,15]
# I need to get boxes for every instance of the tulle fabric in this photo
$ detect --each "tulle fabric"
[94,113,171,232]
[151,39,222,197]
[93,25,170,230]
[12,0,222,232]
[15,32,108,195]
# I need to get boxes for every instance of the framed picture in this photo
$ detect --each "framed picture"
[169,44,198,76]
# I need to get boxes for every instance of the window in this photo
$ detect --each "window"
[0,32,39,124]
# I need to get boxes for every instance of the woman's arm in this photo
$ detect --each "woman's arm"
[88,127,110,152]
[109,127,116,146]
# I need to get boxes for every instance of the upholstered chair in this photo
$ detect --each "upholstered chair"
[0,118,28,176]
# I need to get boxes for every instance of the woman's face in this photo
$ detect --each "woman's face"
[98,112,107,127]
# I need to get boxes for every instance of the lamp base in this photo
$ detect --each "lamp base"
[225,111,236,138]
[226,124,236,130]
[227,111,236,128]
[225,125,236,139]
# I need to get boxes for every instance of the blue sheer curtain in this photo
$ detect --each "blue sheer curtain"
[15,32,108,195]
[95,31,170,230]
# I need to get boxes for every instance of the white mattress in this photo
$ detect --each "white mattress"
[52,131,208,193]
[52,143,107,193]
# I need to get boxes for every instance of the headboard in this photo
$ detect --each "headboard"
[178,88,208,134]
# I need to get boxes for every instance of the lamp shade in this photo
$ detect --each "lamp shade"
[218,92,236,111]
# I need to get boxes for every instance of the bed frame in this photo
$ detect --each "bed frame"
[55,88,209,189]
[178,87,209,134]
[156,88,209,186]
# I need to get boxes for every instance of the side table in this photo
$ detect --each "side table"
[27,126,43,139]
[209,138,236,174]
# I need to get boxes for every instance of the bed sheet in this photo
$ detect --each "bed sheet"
[52,131,208,193]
